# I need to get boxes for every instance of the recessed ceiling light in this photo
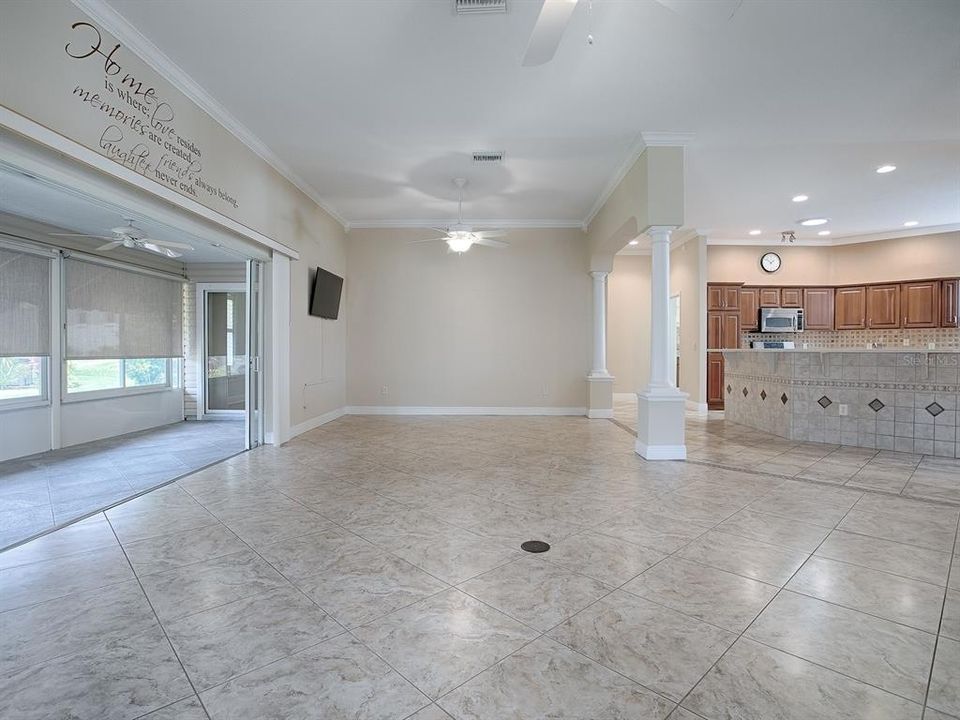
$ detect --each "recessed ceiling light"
[792,194,809,203]
[876,164,897,174]
[903,220,919,227]
[748,229,762,236]
[799,217,829,226]
[628,239,639,246]
[818,230,831,236]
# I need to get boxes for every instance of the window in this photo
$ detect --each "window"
[63,258,182,400]
[0,356,46,402]
[66,358,170,396]
[0,246,51,409]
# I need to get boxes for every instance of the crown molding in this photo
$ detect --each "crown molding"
[346,219,586,231]
[616,227,700,255]
[639,131,696,147]
[72,0,347,229]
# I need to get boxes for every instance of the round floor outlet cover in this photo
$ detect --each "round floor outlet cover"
[521,540,550,553]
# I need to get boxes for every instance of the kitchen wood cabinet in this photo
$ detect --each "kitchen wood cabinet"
[759,288,781,307]
[780,288,803,308]
[708,284,741,311]
[901,281,940,328]
[707,352,725,410]
[740,288,760,331]
[835,286,866,330]
[866,284,900,329]
[942,279,959,328]
[803,288,835,330]
[707,311,740,349]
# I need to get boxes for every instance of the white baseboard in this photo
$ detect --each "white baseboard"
[587,409,614,419]
[685,400,709,413]
[345,406,586,417]
[288,407,346,440]
[634,440,687,460]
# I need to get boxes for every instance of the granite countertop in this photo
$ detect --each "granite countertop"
[718,347,960,353]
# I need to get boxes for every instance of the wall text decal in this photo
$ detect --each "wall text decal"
[64,21,239,209]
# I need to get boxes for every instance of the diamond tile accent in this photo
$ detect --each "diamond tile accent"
[742,387,749,397]
[726,384,732,395]
[926,401,944,417]
[868,398,885,412]
[817,396,832,408]
[760,389,767,401]
[780,393,788,405]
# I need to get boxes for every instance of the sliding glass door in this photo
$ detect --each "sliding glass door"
[245,260,263,450]
[204,287,246,414]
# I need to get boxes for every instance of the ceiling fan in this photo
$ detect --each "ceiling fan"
[411,178,509,253]
[50,220,194,258]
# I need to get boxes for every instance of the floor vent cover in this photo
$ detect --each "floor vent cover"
[456,0,507,14]
[521,540,550,553]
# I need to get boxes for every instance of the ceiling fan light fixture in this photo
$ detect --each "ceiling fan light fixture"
[447,235,474,253]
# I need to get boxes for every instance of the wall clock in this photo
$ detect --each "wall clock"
[760,252,782,273]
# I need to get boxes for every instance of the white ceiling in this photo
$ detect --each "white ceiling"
[101,0,960,240]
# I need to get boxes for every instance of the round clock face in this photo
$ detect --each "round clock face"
[760,252,782,273]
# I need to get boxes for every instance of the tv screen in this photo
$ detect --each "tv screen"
[310,267,343,319]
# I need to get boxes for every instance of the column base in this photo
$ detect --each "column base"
[635,387,688,460]
[586,375,614,419]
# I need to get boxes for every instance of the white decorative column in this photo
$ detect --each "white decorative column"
[636,226,688,459]
[587,270,614,419]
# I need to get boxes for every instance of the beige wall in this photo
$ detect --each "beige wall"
[346,228,590,409]
[608,255,650,394]
[671,237,707,405]
[708,232,960,285]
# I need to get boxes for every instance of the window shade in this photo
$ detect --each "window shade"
[0,247,50,357]
[65,259,183,359]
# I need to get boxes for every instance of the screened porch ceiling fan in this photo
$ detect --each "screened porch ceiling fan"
[50,220,194,259]
[410,178,509,253]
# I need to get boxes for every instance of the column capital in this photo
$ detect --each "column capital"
[646,226,676,243]
[589,270,609,279]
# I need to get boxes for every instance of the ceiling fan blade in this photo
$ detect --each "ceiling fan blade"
[96,241,124,251]
[142,238,194,250]
[475,238,509,248]
[474,230,507,238]
[521,0,578,67]
[49,233,113,239]
[408,237,449,244]
[141,242,183,258]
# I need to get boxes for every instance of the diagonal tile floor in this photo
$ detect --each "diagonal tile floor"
[0,413,958,719]
[0,418,245,551]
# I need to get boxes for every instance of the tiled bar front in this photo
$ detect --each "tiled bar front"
[722,350,960,457]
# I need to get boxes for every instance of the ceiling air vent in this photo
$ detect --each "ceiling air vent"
[473,151,504,163]
[456,0,507,14]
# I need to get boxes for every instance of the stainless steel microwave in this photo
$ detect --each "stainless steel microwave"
[760,307,804,333]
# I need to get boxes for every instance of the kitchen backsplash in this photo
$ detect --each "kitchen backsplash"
[741,327,960,350]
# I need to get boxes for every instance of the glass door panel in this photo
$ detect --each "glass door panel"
[205,290,246,412]
[245,260,263,449]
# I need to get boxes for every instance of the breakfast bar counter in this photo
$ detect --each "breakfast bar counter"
[721,349,960,457]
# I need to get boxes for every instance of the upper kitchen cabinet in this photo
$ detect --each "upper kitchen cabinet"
[758,288,781,307]
[708,283,741,311]
[942,279,959,328]
[803,288,835,330]
[866,284,901,329]
[740,288,760,331]
[835,286,867,330]
[780,288,803,307]
[901,281,940,328]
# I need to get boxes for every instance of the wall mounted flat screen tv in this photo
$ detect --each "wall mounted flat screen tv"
[310,267,343,319]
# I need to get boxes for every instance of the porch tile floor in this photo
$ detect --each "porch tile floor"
[0,418,245,551]
[0,413,958,719]
[615,395,960,504]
